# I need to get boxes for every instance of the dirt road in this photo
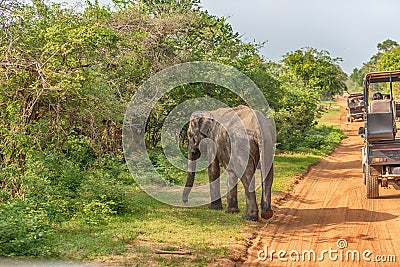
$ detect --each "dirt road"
[243,100,400,266]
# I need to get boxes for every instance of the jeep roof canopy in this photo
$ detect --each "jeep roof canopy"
[348,92,363,98]
[365,70,400,84]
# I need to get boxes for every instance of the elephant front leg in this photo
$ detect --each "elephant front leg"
[208,160,223,210]
[261,164,274,219]
[225,171,239,213]
[241,167,259,221]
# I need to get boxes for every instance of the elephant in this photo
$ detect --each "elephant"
[182,105,275,221]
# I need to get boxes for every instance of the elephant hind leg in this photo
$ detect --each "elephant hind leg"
[261,164,274,220]
[261,210,273,220]
[241,167,259,221]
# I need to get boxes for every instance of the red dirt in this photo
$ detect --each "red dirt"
[242,99,400,266]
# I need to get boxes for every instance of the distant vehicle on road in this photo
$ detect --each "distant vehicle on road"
[346,92,364,122]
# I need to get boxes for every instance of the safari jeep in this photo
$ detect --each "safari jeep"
[346,92,364,122]
[359,71,400,198]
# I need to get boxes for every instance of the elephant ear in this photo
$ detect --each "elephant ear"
[199,116,213,137]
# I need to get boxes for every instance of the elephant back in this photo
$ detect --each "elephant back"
[211,105,275,178]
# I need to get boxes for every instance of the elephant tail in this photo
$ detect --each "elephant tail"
[255,111,275,182]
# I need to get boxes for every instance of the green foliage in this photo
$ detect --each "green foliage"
[289,125,346,154]
[361,39,399,74]
[274,85,322,149]
[149,149,186,185]
[281,47,348,99]
[270,49,344,149]
[303,126,345,152]
[346,68,364,93]
[78,199,116,226]
[0,201,51,256]
[62,134,97,168]
[0,0,350,259]
[78,169,131,215]
[378,46,400,71]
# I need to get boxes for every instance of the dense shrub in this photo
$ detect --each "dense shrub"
[78,199,116,226]
[149,149,186,185]
[0,0,348,258]
[0,201,51,256]
[78,170,131,215]
[290,125,346,154]
[274,85,322,150]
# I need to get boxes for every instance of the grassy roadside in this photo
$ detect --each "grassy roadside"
[40,100,346,266]
[318,99,345,125]
[272,99,345,193]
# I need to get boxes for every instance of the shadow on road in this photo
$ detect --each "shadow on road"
[271,206,397,228]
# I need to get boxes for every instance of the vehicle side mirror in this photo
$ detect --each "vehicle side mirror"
[358,127,365,137]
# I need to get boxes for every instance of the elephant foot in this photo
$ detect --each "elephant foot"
[225,207,240,213]
[242,213,259,221]
[209,200,223,210]
[261,210,273,220]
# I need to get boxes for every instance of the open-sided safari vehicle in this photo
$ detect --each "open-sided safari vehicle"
[346,92,364,122]
[359,71,400,198]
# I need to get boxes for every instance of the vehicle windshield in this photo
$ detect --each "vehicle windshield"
[368,82,392,102]
[348,96,363,108]
[365,71,400,104]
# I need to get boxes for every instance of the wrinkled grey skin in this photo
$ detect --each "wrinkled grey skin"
[182,105,274,221]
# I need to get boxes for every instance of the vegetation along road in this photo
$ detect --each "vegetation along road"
[2,1,400,266]
[243,99,400,266]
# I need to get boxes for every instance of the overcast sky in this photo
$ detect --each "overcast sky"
[59,0,400,74]
[201,0,400,74]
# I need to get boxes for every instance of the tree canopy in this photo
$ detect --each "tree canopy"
[281,47,347,99]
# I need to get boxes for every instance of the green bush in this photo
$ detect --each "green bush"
[78,199,116,226]
[149,149,186,185]
[0,201,51,256]
[91,155,136,186]
[14,149,134,228]
[274,82,323,150]
[294,125,346,154]
[22,152,84,224]
[78,170,131,215]
[62,134,97,168]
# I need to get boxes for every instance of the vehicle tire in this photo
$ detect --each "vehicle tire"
[366,166,379,199]
[362,164,366,185]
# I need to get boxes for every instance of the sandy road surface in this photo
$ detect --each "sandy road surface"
[243,101,400,266]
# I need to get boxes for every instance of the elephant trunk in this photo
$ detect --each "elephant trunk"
[182,148,199,203]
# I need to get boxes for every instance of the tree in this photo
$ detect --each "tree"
[377,39,399,53]
[377,46,400,71]
[281,47,347,99]
[377,46,400,97]
[346,68,364,93]
[362,39,399,73]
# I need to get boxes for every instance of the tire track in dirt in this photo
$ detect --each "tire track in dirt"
[243,99,400,266]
